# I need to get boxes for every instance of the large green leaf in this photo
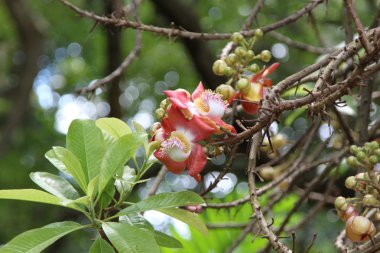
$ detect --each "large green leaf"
[50,147,87,192]
[0,221,83,253]
[67,119,105,181]
[102,222,159,253]
[96,117,131,140]
[0,189,81,211]
[45,149,71,176]
[158,207,208,236]
[119,213,153,231]
[117,191,205,215]
[89,238,115,253]
[132,120,149,156]
[30,172,80,200]
[98,133,146,195]
[153,231,182,248]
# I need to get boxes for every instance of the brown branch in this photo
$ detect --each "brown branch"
[247,132,291,253]
[58,0,324,40]
[345,0,373,54]
[147,166,168,196]
[332,106,355,145]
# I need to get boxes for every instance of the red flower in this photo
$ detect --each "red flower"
[153,106,214,182]
[164,82,236,135]
[237,63,279,114]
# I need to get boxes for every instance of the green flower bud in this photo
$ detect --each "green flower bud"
[345,176,356,189]
[335,196,347,211]
[231,32,244,43]
[216,84,235,101]
[357,151,367,163]
[160,98,169,109]
[350,145,359,154]
[254,29,264,38]
[213,60,228,76]
[363,194,379,206]
[235,46,247,58]
[224,66,234,76]
[237,78,250,91]
[155,108,165,119]
[246,50,255,60]
[347,156,359,167]
[369,155,378,165]
[248,63,260,73]
[260,50,272,62]
[374,149,380,157]
[225,53,238,66]
[369,141,380,150]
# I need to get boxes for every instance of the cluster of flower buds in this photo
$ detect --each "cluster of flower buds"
[150,82,235,182]
[212,29,279,115]
[334,141,380,242]
[335,196,376,242]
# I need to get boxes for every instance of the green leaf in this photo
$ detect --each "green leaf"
[102,222,160,253]
[67,119,105,181]
[50,146,87,193]
[158,207,208,236]
[89,238,115,253]
[30,172,80,200]
[0,221,83,253]
[99,181,116,210]
[119,213,153,231]
[132,121,149,156]
[153,231,182,248]
[0,189,82,212]
[96,117,131,140]
[117,191,205,215]
[98,133,146,195]
[45,149,71,176]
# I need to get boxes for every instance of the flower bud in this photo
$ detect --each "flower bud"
[231,32,244,43]
[357,151,367,163]
[345,176,356,189]
[246,50,255,60]
[374,148,380,157]
[160,98,169,109]
[260,50,272,62]
[272,134,287,150]
[347,156,360,167]
[369,155,378,165]
[335,196,347,211]
[216,84,236,101]
[350,145,359,154]
[259,166,275,181]
[213,60,228,76]
[369,141,380,150]
[355,173,366,191]
[155,108,165,119]
[225,53,238,66]
[224,66,234,76]
[248,63,260,73]
[254,29,264,38]
[345,216,376,242]
[235,47,247,58]
[363,194,379,206]
[374,211,380,221]
[237,78,250,91]
[150,122,162,136]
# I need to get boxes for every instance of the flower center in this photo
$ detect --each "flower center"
[194,90,227,119]
[161,131,191,162]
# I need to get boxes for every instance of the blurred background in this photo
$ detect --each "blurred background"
[0,0,379,252]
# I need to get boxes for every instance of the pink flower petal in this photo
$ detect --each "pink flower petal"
[186,143,207,182]
[191,81,205,101]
